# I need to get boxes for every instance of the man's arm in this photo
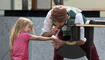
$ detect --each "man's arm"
[75,13,86,42]
[65,40,85,45]
[41,10,59,37]
[41,10,52,37]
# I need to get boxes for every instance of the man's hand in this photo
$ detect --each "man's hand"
[41,26,60,37]
[65,41,77,45]
[76,40,85,45]
[51,26,59,35]
[65,40,85,45]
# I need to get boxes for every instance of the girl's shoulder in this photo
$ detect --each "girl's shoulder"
[18,32,32,40]
[19,32,32,38]
[21,32,29,34]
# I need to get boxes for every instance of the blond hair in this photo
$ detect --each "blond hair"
[9,17,34,50]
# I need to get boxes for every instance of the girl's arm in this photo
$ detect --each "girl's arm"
[29,35,55,41]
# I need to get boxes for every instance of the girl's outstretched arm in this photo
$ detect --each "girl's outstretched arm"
[29,35,55,41]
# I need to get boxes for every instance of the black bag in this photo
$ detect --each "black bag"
[57,26,86,59]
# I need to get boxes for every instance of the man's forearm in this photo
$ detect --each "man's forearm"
[41,32,53,37]
[65,40,85,45]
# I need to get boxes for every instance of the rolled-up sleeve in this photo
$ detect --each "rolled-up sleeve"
[75,13,86,42]
[41,10,52,34]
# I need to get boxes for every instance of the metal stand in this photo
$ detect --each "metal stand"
[85,27,94,60]
[22,0,28,10]
[53,0,63,5]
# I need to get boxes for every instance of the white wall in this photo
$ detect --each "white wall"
[0,0,11,10]
[0,0,11,15]
[37,0,52,9]
[14,0,22,10]
[64,0,105,10]
[64,0,105,17]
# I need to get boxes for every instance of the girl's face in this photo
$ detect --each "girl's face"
[24,24,31,33]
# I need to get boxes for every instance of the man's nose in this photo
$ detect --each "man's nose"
[56,25,60,28]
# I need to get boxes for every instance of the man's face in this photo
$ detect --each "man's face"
[53,21,65,29]
[53,14,70,29]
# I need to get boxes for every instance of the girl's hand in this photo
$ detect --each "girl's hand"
[50,37,57,41]
[52,38,65,49]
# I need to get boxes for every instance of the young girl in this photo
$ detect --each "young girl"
[9,17,56,60]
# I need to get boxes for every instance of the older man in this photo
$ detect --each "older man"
[41,5,100,60]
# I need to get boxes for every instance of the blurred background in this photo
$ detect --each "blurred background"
[0,0,105,60]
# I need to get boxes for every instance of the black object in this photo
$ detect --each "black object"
[82,11,100,17]
[53,0,63,5]
[85,27,94,60]
[89,20,105,25]
[5,10,100,17]
[57,26,86,59]
[22,0,28,10]
[57,20,105,59]
[84,20,105,60]
[57,44,86,59]
[5,10,49,17]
